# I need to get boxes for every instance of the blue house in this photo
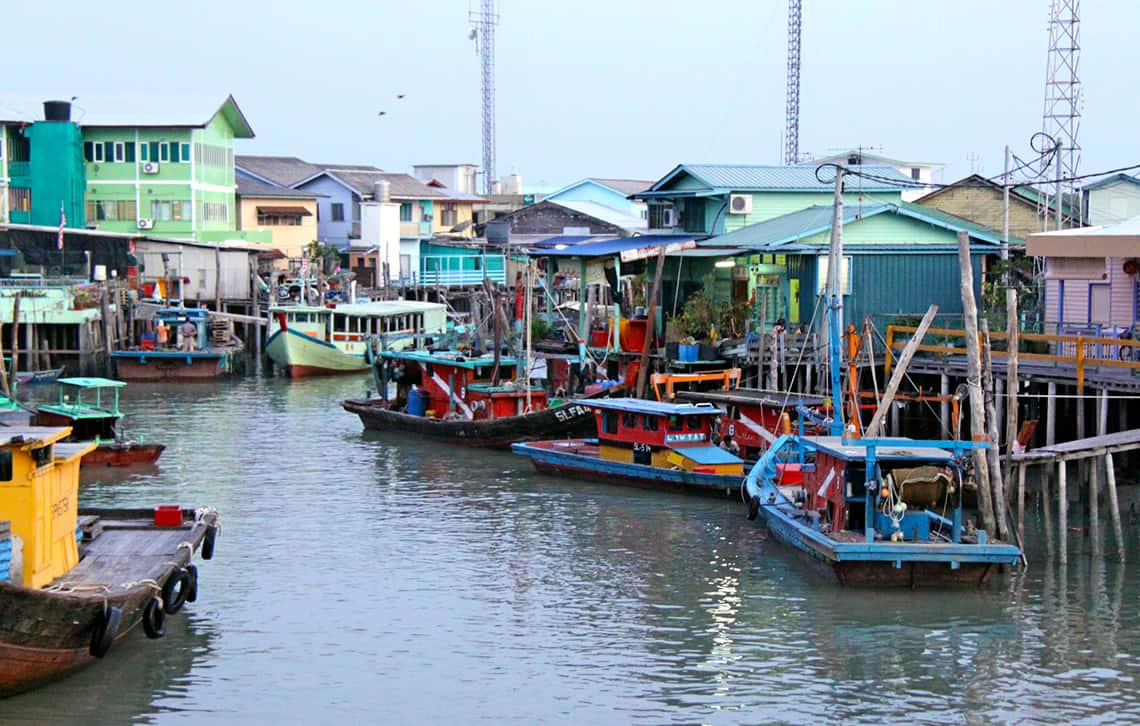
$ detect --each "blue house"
[544,177,653,221]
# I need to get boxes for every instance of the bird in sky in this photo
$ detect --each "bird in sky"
[378,111,387,116]
[397,94,406,100]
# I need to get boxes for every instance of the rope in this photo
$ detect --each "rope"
[776,292,827,415]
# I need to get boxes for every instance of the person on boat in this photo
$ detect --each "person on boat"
[719,434,740,456]
[155,320,169,348]
[179,319,198,352]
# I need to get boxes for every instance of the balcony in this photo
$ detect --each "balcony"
[419,254,506,287]
[7,161,30,180]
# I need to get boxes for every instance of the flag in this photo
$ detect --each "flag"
[57,202,65,251]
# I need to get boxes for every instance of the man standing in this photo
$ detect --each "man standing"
[179,318,198,352]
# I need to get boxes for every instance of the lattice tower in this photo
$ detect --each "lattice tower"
[783,0,802,165]
[1040,0,1081,228]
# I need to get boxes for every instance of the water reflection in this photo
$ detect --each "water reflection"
[2,375,1139,723]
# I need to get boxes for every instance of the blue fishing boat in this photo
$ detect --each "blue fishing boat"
[740,167,1021,586]
[512,399,746,497]
[113,308,243,381]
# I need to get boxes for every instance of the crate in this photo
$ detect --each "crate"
[154,505,184,527]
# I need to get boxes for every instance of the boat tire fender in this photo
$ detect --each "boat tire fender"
[90,606,123,658]
[142,597,167,639]
[201,526,217,560]
[162,569,192,614]
[186,564,199,603]
[748,496,760,521]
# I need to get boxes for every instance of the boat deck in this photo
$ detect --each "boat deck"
[52,513,201,589]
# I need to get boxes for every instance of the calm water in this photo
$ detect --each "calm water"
[3,375,1140,724]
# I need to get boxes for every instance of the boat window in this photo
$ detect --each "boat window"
[286,313,296,323]
[0,449,10,481]
[350,317,360,333]
[667,414,684,431]
[686,415,704,431]
[31,444,52,468]
[642,415,659,431]
[602,411,619,435]
[334,314,346,331]
[621,412,638,429]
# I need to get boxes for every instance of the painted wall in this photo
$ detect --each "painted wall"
[1044,257,1137,331]
[412,164,477,194]
[236,195,318,260]
[917,186,1041,240]
[546,180,646,218]
[134,240,253,302]
[23,120,86,228]
[1087,182,1140,226]
[297,175,357,249]
[430,199,477,237]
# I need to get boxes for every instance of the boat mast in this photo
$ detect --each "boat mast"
[826,166,845,436]
[525,259,533,410]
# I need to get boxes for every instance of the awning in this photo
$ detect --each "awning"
[529,235,697,259]
[1027,215,1140,257]
[256,206,312,216]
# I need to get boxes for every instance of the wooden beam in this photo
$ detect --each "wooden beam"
[1105,452,1125,562]
[1058,459,1068,564]
[982,319,1011,541]
[865,305,938,437]
[635,247,666,399]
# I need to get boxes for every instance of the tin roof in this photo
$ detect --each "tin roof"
[0,427,72,447]
[574,399,724,416]
[641,164,912,196]
[810,436,956,462]
[668,444,743,465]
[58,377,128,388]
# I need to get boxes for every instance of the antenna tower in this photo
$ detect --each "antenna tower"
[783,0,802,165]
[1041,0,1081,226]
[471,0,499,195]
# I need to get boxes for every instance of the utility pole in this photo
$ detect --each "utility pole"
[826,167,845,435]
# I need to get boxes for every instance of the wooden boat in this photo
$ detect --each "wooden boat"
[744,435,1021,586]
[342,349,609,448]
[513,399,746,496]
[113,307,244,382]
[14,367,65,386]
[0,427,219,697]
[265,300,447,377]
[674,387,827,459]
[33,378,165,468]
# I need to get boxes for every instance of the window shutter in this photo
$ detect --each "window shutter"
[124,142,136,162]
[170,142,179,163]
[83,142,94,162]
[149,142,159,162]
[103,141,114,162]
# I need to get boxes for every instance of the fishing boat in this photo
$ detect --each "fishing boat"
[739,167,1020,586]
[113,307,244,382]
[674,388,827,459]
[0,426,219,697]
[14,367,65,386]
[342,349,605,448]
[33,378,165,467]
[265,300,447,377]
[512,399,746,496]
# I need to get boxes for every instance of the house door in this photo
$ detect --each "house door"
[1089,284,1110,326]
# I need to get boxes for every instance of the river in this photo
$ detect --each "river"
[3,374,1139,723]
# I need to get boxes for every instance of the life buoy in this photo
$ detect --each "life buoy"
[162,568,191,614]
[89,606,123,658]
[142,597,166,639]
[201,525,217,560]
[185,564,199,603]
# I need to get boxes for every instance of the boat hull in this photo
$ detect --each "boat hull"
[15,367,65,386]
[342,398,597,449]
[266,329,369,377]
[81,443,166,467]
[112,350,238,381]
[0,507,216,698]
[513,440,743,497]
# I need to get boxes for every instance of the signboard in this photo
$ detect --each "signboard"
[522,194,536,205]
[619,239,697,263]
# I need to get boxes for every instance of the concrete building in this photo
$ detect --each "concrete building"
[544,178,651,222]
[412,164,478,195]
[806,150,943,201]
[235,176,321,267]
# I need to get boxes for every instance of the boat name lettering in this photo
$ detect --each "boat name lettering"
[633,442,651,454]
[554,405,589,423]
[665,433,706,443]
[51,496,69,519]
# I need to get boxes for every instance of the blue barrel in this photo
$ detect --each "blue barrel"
[407,389,429,417]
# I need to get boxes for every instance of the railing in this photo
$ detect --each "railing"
[7,161,29,179]
[884,325,1140,391]
[419,254,506,287]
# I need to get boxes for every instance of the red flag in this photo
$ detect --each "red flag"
[57,202,65,251]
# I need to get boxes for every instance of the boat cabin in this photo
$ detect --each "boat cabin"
[581,399,744,475]
[34,377,125,441]
[150,308,212,352]
[386,350,548,420]
[270,301,447,355]
[0,426,93,587]
[676,389,826,459]
[797,437,967,543]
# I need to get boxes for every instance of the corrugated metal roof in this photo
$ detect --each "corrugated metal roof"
[657,164,912,192]
[588,178,653,196]
[532,235,697,258]
[547,200,647,231]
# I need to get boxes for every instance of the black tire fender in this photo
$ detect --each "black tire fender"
[200,525,217,560]
[748,496,761,521]
[142,597,166,639]
[89,606,122,658]
[162,568,191,615]
[185,564,199,603]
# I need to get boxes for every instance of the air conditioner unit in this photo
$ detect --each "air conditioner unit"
[142,161,160,174]
[728,194,753,214]
[662,207,677,227]
[137,218,154,230]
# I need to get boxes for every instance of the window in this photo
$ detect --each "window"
[441,203,458,227]
[331,203,345,222]
[114,142,124,162]
[667,414,684,432]
[649,204,675,230]
[103,141,114,163]
[198,269,208,290]
[420,203,432,222]
[257,212,302,226]
[621,412,639,429]
[124,142,135,162]
[602,411,619,435]
[682,198,706,233]
[149,141,160,162]
[686,415,703,431]
[85,142,105,163]
[140,143,149,161]
[87,199,138,221]
[159,143,169,162]
[0,449,11,481]
[181,143,191,162]
[910,167,921,181]
[31,445,52,469]
[399,203,412,222]
[150,200,188,221]
[400,254,411,277]
[642,415,659,431]
[200,201,228,223]
[816,255,852,295]
[9,188,30,212]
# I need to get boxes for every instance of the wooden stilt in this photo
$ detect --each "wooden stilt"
[1042,465,1055,558]
[1046,381,1057,446]
[1017,462,1027,547]
[957,231,996,535]
[1088,453,1100,555]
[1104,453,1125,562]
[981,320,1010,541]
[1058,459,1068,565]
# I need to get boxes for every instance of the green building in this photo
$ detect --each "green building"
[1,97,260,243]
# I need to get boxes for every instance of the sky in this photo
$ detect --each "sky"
[7,0,1139,190]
